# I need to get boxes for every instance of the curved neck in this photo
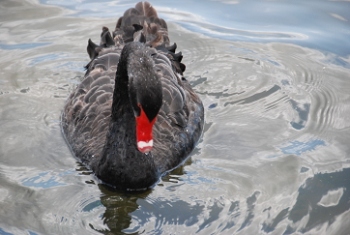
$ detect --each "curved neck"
[91,43,159,190]
[111,48,132,121]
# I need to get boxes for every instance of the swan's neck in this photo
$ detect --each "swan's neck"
[111,52,132,121]
[90,53,159,190]
[105,52,137,158]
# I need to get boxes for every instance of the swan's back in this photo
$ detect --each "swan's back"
[62,2,204,188]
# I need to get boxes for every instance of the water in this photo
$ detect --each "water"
[1,0,350,234]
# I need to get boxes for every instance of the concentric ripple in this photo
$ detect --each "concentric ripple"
[1,0,350,234]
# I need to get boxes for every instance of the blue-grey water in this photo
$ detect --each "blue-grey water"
[1,0,350,234]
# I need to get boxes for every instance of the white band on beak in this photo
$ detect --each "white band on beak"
[137,140,154,153]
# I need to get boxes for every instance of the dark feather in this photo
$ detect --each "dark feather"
[62,1,204,191]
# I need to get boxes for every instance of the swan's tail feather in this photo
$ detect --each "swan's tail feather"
[135,1,158,19]
[87,39,98,60]
[100,26,114,47]
[114,1,169,48]
[85,2,186,74]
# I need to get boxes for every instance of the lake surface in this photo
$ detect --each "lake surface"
[1,0,350,234]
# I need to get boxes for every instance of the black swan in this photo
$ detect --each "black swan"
[61,1,204,191]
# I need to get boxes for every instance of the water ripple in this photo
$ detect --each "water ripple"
[177,21,308,41]
[1,1,350,234]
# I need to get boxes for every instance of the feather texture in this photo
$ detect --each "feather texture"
[61,2,204,190]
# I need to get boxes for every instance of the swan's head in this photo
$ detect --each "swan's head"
[126,42,163,153]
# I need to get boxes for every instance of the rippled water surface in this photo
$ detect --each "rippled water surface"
[1,0,350,234]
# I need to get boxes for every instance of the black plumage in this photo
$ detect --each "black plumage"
[61,1,204,191]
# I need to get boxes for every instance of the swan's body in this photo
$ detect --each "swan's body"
[61,2,204,190]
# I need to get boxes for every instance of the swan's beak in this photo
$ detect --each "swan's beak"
[137,140,153,153]
[136,105,156,154]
